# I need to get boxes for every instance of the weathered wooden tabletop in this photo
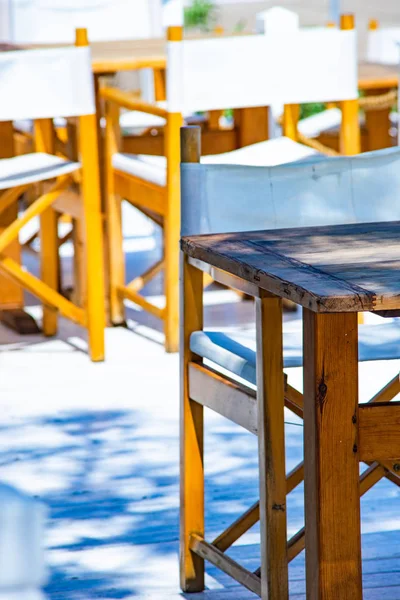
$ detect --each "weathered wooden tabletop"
[181,221,400,313]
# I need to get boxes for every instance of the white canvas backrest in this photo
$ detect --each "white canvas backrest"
[8,0,163,44]
[367,28,400,65]
[168,27,357,113]
[181,148,400,236]
[0,46,95,121]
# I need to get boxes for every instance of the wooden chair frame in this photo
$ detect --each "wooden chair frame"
[0,29,105,361]
[179,127,400,598]
[181,257,400,599]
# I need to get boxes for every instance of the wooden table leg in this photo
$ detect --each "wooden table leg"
[365,88,392,151]
[303,310,362,600]
[0,121,40,334]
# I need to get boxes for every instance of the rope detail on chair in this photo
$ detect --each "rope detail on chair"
[359,90,398,111]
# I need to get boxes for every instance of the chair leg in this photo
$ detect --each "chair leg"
[71,218,86,307]
[40,207,58,336]
[256,294,289,600]
[180,253,204,592]
[164,213,180,352]
[81,189,105,362]
[107,191,126,326]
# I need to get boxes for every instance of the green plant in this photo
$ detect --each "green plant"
[184,0,216,31]
[299,102,326,120]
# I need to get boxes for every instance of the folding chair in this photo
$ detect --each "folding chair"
[180,126,400,598]
[102,15,359,352]
[0,29,105,361]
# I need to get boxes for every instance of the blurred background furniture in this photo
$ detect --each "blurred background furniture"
[0,30,105,361]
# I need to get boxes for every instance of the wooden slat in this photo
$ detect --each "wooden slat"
[303,310,362,600]
[101,86,168,118]
[0,176,72,255]
[188,257,262,298]
[0,255,85,326]
[118,285,165,321]
[359,403,400,461]
[182,222,400,313]
[127,259,165,293]
[0,185,29,218]
[212,463,304,553]
[256,295,288,599]
[189,362,257,435]
[286,462,386,564]
[284,383,304,419]
[190,534,261,597]
[115,171,166,217]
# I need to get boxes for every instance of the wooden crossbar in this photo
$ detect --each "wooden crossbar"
[285,462,388,564]
[188,256,263,299]
[190,534,261,596]
[189,362,257,434]
[0,175,72,255]
[127,258,165,293]
[0,255,85,325]
[212,463,304,553]
[190,367,400,565]
[118,284,165,320]
[359,402,400,461]
[0,184,30,218]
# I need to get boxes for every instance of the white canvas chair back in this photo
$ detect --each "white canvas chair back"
[8,0,163,43]
[0,46,95,121]
[367,27,400,65]
[256,7,299,34]
[181,147,400,236]
[167,27,357,114]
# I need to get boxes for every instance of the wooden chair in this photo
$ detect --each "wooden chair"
[102,16,360,352]
[180,125,400,598]
[0,29,105,361]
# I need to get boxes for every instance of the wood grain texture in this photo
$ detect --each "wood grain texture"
[359,403,400,461]
[256,295,288,599]
[303,310,362,600]
[181,221,400,313]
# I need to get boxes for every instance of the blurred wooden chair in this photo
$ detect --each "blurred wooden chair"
[102,16,359,352]
[0,29,105,361]
[180,125,400,597]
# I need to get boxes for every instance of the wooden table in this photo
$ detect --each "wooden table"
[181,221,400,599]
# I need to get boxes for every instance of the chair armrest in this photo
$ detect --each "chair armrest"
[100,87,168,119]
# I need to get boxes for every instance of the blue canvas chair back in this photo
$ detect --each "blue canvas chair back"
[181,147,400,237]
[182,145,400,384]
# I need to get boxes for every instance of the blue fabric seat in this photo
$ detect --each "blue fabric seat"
[190,321,400,386]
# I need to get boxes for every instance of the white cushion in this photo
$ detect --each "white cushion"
[298,108,342,138]
[0,153,79,191]
[119,110,166,135]
[113,136,318,187]
[113,153,167,187]
[0,483,46,588]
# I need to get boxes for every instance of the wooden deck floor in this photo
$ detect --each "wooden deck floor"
[3,213,399,599]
